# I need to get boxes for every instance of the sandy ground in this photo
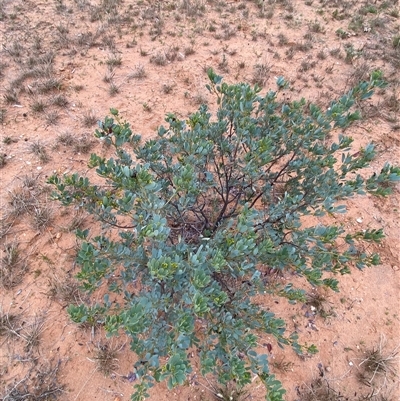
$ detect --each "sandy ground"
[0,1,399,400]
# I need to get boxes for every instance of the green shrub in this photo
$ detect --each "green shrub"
[49,69,399,401]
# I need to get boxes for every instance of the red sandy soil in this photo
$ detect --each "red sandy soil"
[0,1,399,400]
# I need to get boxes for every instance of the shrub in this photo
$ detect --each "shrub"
[49,69,399,401]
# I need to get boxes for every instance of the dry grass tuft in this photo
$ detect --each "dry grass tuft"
[92,341,121,376]
[82,109,98,127]
[30,141,50,163]
[48,273,81,305]
[0,307,21,339]
[0,242,28,289]
[357,336,399,388]
[1,358,64,400]
[252,63,271,87]
[299,378,346,401]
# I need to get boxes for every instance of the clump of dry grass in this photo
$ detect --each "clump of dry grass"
[0,108,6,123]
[82,109,98,127]
[34,77,62,94]
[128,64,147,80]
[7,176,47,233]
[47,273,81,305]
[357,336,399,388]
[31,204,53,231]
[0,242,28,289]
[1,359,64,400]
[73,134,94,154]
[207,381,249,401]
[56,131,75,147]
[92,341,121,376]
[22,314,46,352]
[3,87,19,104]
[0,213,15,240]
[271,357,294,373]
[45,110,60,126]
[30,140,50,163]
[150,50,168,66]
[51,93,69,107]
[299,378,345,401]
[0,307,21,339]
[30,98,47,113]
[252,62,271,87]
[306,289,335,319]
[0,153,6,168]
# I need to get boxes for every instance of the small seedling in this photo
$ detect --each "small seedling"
[317,50,327,60]
[102,35,116,51]
[22,174,39,190]
[142,102,152,112]
[74,84,84,92]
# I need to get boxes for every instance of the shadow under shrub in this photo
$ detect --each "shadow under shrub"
[49,69,399,401]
